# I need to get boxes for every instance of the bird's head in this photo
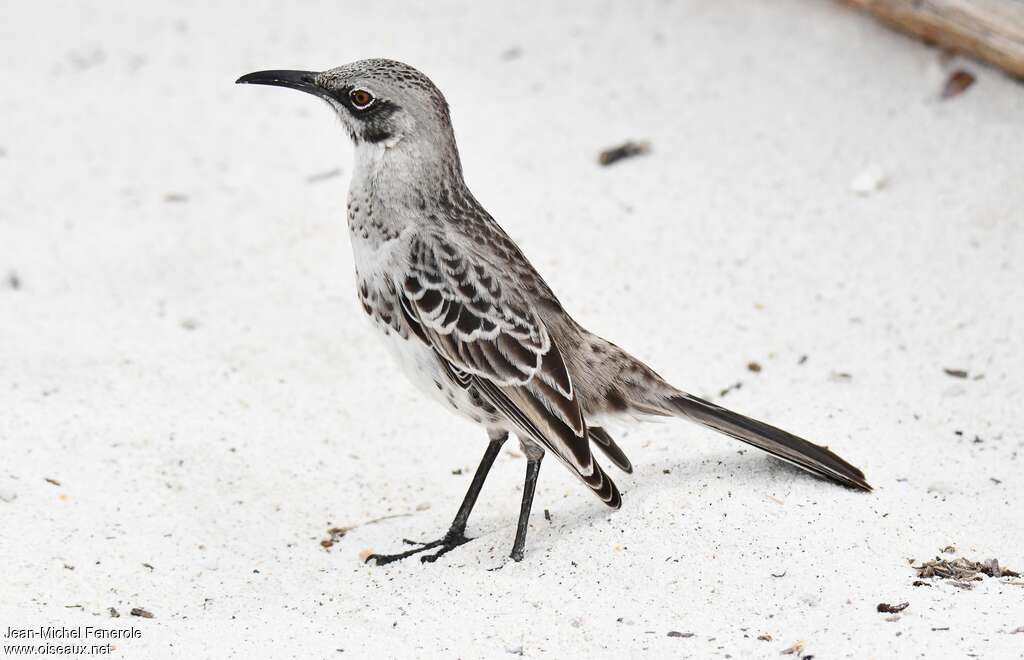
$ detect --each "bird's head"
[237,59,460,177]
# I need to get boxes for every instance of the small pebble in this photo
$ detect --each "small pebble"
[850,165,887,196]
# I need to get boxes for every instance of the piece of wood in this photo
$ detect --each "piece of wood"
[845,0,1024,78]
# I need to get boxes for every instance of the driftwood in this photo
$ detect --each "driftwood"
[845,0,1024,78]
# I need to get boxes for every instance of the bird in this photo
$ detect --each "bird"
[236,59,870,565]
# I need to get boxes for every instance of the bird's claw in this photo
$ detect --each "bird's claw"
[365,532,471,566]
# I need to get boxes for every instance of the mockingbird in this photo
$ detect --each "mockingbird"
[237,59,870,565]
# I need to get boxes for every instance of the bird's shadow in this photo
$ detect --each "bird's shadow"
[467,447,851,556]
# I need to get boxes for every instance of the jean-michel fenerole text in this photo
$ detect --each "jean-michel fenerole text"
[4,625,141,640]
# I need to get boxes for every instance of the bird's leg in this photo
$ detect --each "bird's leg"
[509,444,544,562]
[366,431,507,566]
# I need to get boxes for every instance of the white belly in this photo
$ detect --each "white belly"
[375,320,505,429]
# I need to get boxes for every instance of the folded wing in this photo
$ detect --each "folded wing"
[397,235,621,507]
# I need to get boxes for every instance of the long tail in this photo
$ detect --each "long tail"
[667,393,871,491]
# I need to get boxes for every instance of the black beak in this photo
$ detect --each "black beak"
[235,70,332,101]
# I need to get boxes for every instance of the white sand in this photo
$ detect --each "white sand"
[2,1,1023,657]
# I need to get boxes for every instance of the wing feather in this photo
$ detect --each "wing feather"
[397,235,620,507]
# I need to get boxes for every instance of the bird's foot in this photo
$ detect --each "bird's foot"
[364,531,471,566]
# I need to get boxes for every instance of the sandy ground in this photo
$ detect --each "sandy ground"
[2,0,1023,658]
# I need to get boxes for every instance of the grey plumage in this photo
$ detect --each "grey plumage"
[237,59,870,564]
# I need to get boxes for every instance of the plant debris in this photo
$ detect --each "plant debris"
[666,631,694,638]
[780,640,804,655]
[758,633,773,642]
[943,368,968,379]
[940,70,975,99]
[877,602,909,613]
[108,607,120,618]
[747,361,762,373]
[44,477,61,486]
[914,556,1019,587]
[598,141,650,166]
[319,513,412,550]
[130,607,154,619]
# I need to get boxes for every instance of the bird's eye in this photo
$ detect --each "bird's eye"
[349,88,375,109]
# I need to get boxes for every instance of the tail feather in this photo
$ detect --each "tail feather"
[589,426,633,474]
[581,460,622,509]
[668,394,871,491]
